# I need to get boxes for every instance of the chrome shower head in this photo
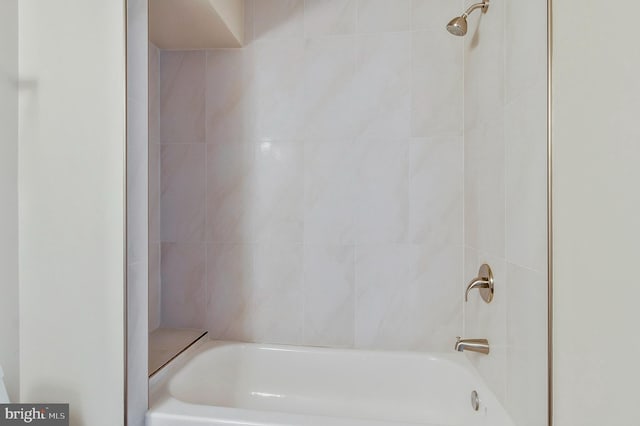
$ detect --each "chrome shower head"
[446,16,468,36]
[446,0,489,37]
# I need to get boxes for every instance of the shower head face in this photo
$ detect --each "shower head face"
[446,16,468,36]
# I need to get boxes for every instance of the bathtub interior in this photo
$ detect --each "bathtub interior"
[149,340,515,426]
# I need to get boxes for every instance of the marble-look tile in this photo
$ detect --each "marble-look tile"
[253,39,305,140]
[505,83,547,273]
[355,138,409,244]
[206,140,252,244]
[161,144,206,243]
[505,0,547,102]
[254,0,304,41]
[206,244,253,341]
[464,119,505,258]
[302,36,357,139]
[355,243,461,351]
[506,263,548,426]
[148,242,161,331]
[463,247,508,403]
[161,242,207,328]
[246,140,304,245]
[412,30,463,138]
[303,245,355,347]
[353,33,411,139]
[411,0,461,31]
[464,0,505,132]
[356,0,411,33]
[304,0,357,37]
[206,49,249,143]
[304,138,357,245]
[249,244,304,344]
[160,50,206,143]
[409,136,463,247]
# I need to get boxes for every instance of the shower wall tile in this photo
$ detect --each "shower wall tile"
[304,138,357,245]
[161,242,206,328]
[505,263,548,426]
[160,50,205,143]
[254,0,304,41]
[463,0,505,132]
[505,82,548,273]
[355,137,409,244]
[303,245,355,347]
[247,140,304,245]
[356,0,411,33]
[353,33,411,139]
[505,0,547,103]
[253,39,305,140]
[463,0,548,423]
[304,0,357,37]
[206,49,252,144]
[205,244,253,341]
[159,0,466,352]
[464,119,505,258]
[412,30,463,138]
[161,144,206,243]
[354,243,461,351]
[409,135,463,247]
[302,36,358,140]
[411,0,462,31]
[206,140,252,244]
[249,243,304,344]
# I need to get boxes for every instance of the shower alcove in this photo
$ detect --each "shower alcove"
[144,1,549,425]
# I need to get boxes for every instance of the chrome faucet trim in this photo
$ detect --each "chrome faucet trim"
[455,337,490,355]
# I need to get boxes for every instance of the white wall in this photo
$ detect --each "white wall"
[553,0,640,424]
[0,0,19,403]
[18,1,126,424]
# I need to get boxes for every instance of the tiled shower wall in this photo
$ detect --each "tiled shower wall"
[462,1,548,425]
[154,0,466,351]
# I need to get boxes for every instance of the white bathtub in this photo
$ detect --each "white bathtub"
[147,340,514,426]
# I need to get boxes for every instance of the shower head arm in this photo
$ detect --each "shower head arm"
[462,1,489,18]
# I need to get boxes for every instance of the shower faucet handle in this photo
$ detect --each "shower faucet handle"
[465,264,494,303]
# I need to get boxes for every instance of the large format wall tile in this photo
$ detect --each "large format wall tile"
[506,263,547,426]
[303,245,355,347]
[304,138,357,245]
[354,243,461,351]
[161,242,206,328]
[161,144,206,243]
[353,33,411,139]
[356,0,411,33]
[304,0,357,37]
[412,30,463,138]
[302,36,357,140]
[409,135,463,247]
[160,50,205,143]
[158,0,474,355]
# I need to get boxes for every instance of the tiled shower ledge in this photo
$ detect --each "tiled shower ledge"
[149,327,207,376]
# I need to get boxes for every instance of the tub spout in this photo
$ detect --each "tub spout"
[455,337,490,355]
